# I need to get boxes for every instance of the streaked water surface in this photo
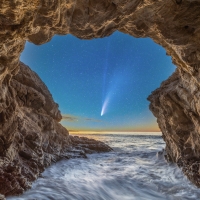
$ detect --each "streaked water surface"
[8,133,200,200]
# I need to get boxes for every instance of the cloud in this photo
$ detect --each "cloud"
[62,114,79,122]
[62,114,101,123]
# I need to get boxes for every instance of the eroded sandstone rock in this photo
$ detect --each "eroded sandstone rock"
[0,0,200,194]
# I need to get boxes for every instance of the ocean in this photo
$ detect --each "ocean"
[8,133,200,200]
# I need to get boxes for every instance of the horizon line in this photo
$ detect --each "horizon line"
[68,130,161,132]
[69,131,162,134]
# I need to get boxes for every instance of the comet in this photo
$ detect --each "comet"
[101,96,109,116]
[101,41,110,116]
[101,40,129,117]
[100,67,129,117]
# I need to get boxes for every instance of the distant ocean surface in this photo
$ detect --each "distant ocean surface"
[8,133,200,200]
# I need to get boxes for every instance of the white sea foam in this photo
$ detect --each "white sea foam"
[8,134,200,200]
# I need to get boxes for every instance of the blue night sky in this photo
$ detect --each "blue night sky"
[20,31,175,133]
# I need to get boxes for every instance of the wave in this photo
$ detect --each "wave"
[8,134,200,200]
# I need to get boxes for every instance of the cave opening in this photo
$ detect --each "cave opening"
[20,31,175,134]
[2,0,200,197]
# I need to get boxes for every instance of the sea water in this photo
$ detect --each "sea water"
[8,133,200,200]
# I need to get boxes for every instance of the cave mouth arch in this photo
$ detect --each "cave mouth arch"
[1,0,200,196]
[21,31,175,133]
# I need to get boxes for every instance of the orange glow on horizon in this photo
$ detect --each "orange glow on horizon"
[69,131,162,135]
[65,125,161,134]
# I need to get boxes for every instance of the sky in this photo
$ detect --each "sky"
[20,31,175,133]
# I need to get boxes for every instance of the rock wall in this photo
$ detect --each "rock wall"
[0,62,111,196]
[148,68,200,186]
[0,0,200,194]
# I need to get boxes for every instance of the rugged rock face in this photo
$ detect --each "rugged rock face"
[0,0,200,194]
[0,62,111,196]
[148,68,200,186]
